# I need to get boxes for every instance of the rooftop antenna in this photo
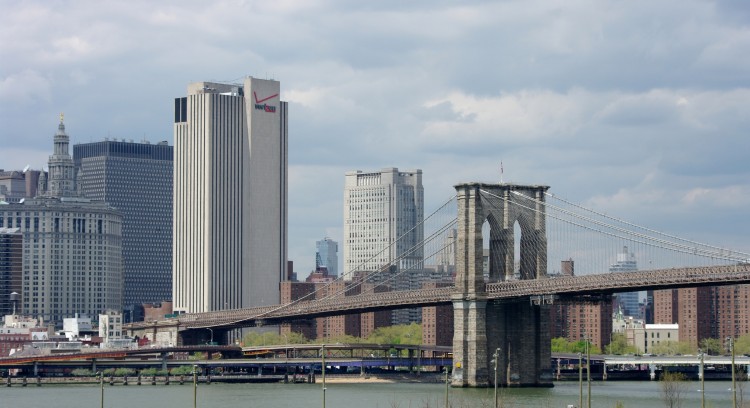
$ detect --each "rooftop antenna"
[500,161,504,183]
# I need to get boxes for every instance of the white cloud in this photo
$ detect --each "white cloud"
[1,0,749,273]
[0,70,52,104]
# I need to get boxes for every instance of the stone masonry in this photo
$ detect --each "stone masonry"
[452,182,552,387]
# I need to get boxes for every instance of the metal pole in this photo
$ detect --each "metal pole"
[193,365,198,408]
[578,352,582,408]
[444,366,450,408]
[731,337,736,408]
[99,371,104,408]
[699,351,705,408]
[587,341,591,408]
[322,344,326,408]
[494,348,500,408]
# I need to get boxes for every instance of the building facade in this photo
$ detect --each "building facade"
[610,246,640,317]
[315,237,338,278]
[652,284,748,350]
[343,168,424,279]
[173,78,288,313]
[73,140,173,308]
[0,118,123,324]
[0,228,22,316]
[279,278,391,341]
[0,169,41,204]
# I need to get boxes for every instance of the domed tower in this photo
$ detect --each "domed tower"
[46,113,76,198]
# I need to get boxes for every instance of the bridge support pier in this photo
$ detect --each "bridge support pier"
[451,183,552,388]
[451,296,489,387]
[485,300,552,387]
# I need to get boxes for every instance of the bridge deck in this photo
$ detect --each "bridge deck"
[126,264,750,331]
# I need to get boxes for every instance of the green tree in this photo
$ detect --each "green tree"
[140,367,167,376]
[241,331,309,346]
[114,368,135,377]
[170,365,195,375]
[606,333,638,355]
[551,337,570,353]
[734,333,750,355]
[699,338,723,355]
[366,323,421,345]
[570,340,602,355]
[71,368,94,377]
[650,341,695,356]
[550,337,602,354]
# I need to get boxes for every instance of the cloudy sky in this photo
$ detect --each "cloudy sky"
[2,0,749,274]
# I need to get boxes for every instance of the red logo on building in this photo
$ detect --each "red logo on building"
[254,91,278,113]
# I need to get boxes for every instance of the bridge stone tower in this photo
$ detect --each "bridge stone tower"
[451,182,552,387]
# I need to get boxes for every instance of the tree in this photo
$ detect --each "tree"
[366,322,421,345]
[170,365,195,375]
[242,331,309,346]
[550,337,602,354]
[660,371,687,408]
[551,337,570,353]
[734,333,750,356]
[606,333,638,355]
[651,341,695,356]
[699,338,723,355]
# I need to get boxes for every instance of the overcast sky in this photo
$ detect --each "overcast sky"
[2,0,749,275]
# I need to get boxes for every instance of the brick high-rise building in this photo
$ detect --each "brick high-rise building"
[653,286,729,350]
[279,276,391,341]
[653,289,679,324]
[564,300,613,349]
[421,281,454,347]
[549,259,612,349]
[715,285,750,340]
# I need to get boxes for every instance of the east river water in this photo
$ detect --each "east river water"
[0,380,741,407]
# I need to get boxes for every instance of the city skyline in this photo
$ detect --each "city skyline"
[2,1,749,275]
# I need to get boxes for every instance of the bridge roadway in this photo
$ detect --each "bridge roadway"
[128,264,750,331]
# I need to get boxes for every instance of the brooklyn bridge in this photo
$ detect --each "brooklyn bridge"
[126,182,750,388]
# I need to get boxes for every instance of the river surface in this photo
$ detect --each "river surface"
[0,380,741,408]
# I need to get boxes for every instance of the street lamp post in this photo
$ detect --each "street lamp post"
[321,344,327,408]
[698,350,705,408]
[586,340,591,408]
[578,352,583,408]
[730,337,736,408]
[98,371,104,408]
[444,366,450,408]
[493,348,500,408]
[193,364,198,408]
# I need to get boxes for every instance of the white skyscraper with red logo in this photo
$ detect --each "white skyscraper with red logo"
[173,77,288,314]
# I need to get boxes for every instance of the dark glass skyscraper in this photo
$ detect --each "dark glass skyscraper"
[74,140,173,309]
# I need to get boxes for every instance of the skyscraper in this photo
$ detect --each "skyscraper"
[315,237,338,277]
[610,246,640,317]
[343,168,424,279]
[74,140,173,309]
[0,117,123,324]
[173,77,288,313]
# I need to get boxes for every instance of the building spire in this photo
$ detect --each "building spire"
[46,114,76,197]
